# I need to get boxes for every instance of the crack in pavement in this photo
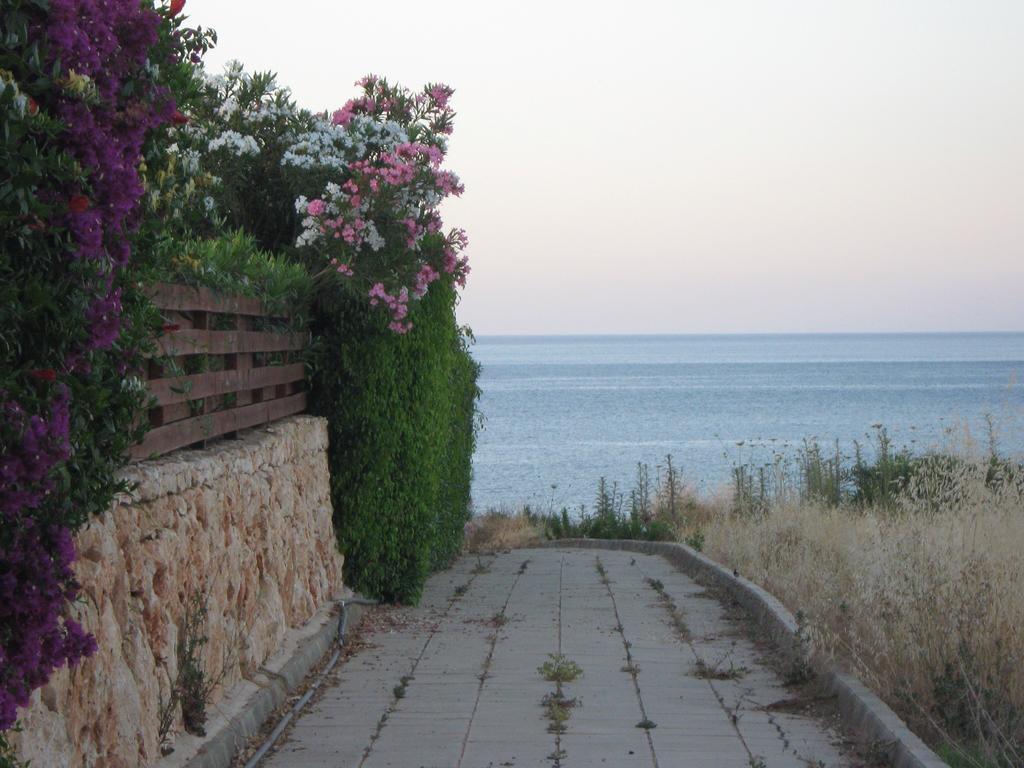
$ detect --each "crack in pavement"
[454,560,527,768]
[550,553,566,766]
[596,556,661,767]
[356,559,493,768]
[628,556,762,765]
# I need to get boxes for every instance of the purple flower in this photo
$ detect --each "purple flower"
[1,0,174,730]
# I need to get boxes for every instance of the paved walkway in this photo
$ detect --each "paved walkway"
[263,548,853,767]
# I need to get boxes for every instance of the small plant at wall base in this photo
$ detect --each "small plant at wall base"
[175,592,218,736]
[0,727,26,768]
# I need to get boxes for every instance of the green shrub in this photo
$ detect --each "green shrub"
[851,427,917,508]
[309,278,478,602]
[137,230,312,327]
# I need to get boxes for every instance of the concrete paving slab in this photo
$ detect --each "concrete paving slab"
[261,548,856,768]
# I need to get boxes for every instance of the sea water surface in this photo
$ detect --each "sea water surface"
[470,333,1024,511]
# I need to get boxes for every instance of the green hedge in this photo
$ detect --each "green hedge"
[309,278,479,603]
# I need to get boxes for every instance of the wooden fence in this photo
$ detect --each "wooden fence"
[130,283,309,460]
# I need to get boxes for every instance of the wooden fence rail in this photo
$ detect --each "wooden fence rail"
[130,283,309,460]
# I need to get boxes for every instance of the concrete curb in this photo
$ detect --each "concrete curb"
[541,539,947,768]
[183,600,372,768]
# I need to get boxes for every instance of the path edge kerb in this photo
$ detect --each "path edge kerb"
[539,538,947,768]
[182,600,372,768]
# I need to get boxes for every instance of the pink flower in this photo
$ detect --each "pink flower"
[414,263,441,297]
[433,170,464,197]
[306,199,327,216]
[331,102,356,126]
[427,84,453,109]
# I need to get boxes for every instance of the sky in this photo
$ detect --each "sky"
[189,1,1024,335]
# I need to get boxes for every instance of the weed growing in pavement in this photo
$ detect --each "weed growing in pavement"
[392,674,413,700]
[693,653,749,681]
[644,576,691,641]
[542,691,579,734]
[539,654,583,683]
[540,655,583,747]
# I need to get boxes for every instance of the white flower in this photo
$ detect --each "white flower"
[216,97,239,119]
[208,130,260,156]
[363,222,386,252]
[181,149,201,174]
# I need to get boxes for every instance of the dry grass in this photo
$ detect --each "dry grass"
[464,508,543,553]
[703,457,1024,766]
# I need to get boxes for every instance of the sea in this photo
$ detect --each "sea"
[469,333,1024,512]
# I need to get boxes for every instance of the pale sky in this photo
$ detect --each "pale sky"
[190,1,1024,334]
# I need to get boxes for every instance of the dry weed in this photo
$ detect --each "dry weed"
[703,458,1024,765]
[464,509,542,552]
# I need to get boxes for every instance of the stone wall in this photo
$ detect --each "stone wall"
[14,416,344,768]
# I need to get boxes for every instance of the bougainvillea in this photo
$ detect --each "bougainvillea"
[0,0,197,731]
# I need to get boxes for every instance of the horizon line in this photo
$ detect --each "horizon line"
[471,329,1024,338]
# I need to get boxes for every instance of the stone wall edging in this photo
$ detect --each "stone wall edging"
[14,415,344,768]
[540,538,947,768]
[120,416,329,505]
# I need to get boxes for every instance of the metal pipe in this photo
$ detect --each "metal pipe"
[242,597,377,768]
[338,597,378,646]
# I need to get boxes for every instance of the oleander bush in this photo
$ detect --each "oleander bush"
[173,63,479,600]
[165,64,470,325]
